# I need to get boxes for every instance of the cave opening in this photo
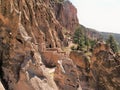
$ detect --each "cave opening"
[49,44,52,48]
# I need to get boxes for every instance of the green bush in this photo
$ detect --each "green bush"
[73,26,93,51]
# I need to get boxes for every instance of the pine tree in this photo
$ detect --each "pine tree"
[73,26,85,50]
[106,35,119,53]
[73,27,82,44]
[84,36,90,50]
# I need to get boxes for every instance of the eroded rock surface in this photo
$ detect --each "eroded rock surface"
[53,0,79,31]
[54,59,81,90]
[69,42,120,90]
[0,0,119,90]
[0,0,80,90]
[91,43,120,90]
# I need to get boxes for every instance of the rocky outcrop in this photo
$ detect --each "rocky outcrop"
[0,0,59,90]
[0,14,59,90]
[0,0,81,90]
[41,51,62,68]
[69,51,92,90]
[1,0,119,90]
[54,59,82,90]
[69,42,120,90]
[70,51,90,69]
[91,42,120,90]
[53,0,79,32]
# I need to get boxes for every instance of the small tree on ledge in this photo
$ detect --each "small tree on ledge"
[73,26,85,50]
[106,35,119,53]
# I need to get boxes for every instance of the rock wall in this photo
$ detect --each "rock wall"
[69,42,120,90]
[53,0,79,32]
[0,12,59,90]
[91,43,120,90]
[69,51,92,90]
[1,0,118,90]
[54,59,82,90]
[0,0,80,90]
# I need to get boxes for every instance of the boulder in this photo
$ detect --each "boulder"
[54,59,81,90]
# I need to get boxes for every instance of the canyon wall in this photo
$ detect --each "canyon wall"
[0,0,80,90]
[53,0,79,31]
[0,0,119,90]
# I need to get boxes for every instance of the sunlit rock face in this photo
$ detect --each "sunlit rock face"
[54,59,82,90]
[1,0,119,90]
[53,0,79,32]
[69,42,120,90]
[91,43,120,90]
[0,0,80,90]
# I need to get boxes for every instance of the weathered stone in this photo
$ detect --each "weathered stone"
[53,1,79,32]
[0,0,80,90]
[90,43,120,90]
[0,81,5,90]
[54,59,81,90]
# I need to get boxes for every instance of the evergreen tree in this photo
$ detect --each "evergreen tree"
[73,26,85,50]
[106,35,119,53]
[73,25,98,51]
[73,27,83,44]
[84,36,90,50]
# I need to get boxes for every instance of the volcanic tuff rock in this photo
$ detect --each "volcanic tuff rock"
[91,42,120,90]
[0,0,80,90]
[54,59,82,90]
[69,42,120,90]
[53,0,79,32]
[0,0,119,90]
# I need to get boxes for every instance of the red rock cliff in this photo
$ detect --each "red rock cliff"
[53,0,79,31]
[0,0,81,90]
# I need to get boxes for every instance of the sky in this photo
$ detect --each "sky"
[69,0,120,34]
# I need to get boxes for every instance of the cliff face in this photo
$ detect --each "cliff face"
[0,0,119,90]
[91,43,120,90]
[53,1,79,31]
[69,42,120,90]
[0,1,58,89]
[0,0,80,90]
